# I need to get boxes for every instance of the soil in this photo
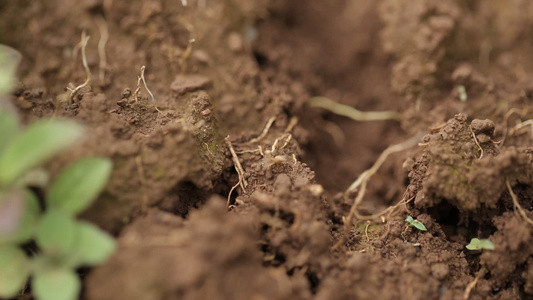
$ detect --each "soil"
[2,0,533,299]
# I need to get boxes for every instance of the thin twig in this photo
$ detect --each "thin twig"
[463,274,480,300]
[181,38,195,75]
[354,195,413,221]
[225,136,248,192]
[280,134,292,150]
[227,182,239,207]
[68,32,91,104]
[509,120,533,140]
[309,97,402,122]
[285,116,298,133]
[95,15,109,84]
[235,149,262,155]
[364,222,371,242]
[346,133,424,194]
[333,133,423,251]
[133,76,142,102]
[140,66,155,102]
[245,116,277,144]
[136,65,171,120]
[469,125,484,160]
[500,108,525,146]
[506,178,533,226]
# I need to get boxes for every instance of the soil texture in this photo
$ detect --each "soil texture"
[2,0,533,299]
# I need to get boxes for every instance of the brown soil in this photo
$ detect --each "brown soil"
[2,0,533,299]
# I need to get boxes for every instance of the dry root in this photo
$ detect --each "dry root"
[506,178,533,226]
[332,132,423,250]
[469,125,484,160]
[94,15,109,84]
[463,273,481,300]
[133,65,171,120]
[225,136,248,206]
[67,32,91,105]
[308,96,402,122]
[244,116,277,144]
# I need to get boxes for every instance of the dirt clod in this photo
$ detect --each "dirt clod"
[170,74,213,95]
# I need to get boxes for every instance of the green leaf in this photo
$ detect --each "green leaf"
[405,216,414,224]
[33,267,80,300]
[411,220,427,231]
[0,189,41,245]
[0,109,19,155]
[66,221,116,267]
[35,210,76,256]
[0,45,21,96]
[0,120,83,185]
[0,245,30,298]
[466,238,495,251]
[22,168,50,188]
[31,254,56,275]
[47,157,112,215]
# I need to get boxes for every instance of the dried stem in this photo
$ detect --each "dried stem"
[227,182,240,207]
[181,38,195,75]
[509,119,533,139]
[506,178,533,226]
[245,116,277,144]
[469,125,484,160]
[133,76,142,102]
[463,274,480,300]
[225,136,248,193]
[68,32,91,104]
[309,96,402,122]
[139,66,155,102]
[134,66,171,120]
[345,133,423,194]
[285,116,298,133]
[332,133,423,251]
[500,108,526,146]
[95,15,109,84]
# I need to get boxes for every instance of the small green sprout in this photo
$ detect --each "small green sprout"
[405,216,427,231]
[0,115,115,300]
[0,51,115,300]
[457,85,468,102]
[466,238,494,251]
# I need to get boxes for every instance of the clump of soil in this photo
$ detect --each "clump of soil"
[3,0,533,299]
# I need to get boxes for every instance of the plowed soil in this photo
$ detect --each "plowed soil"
[3,0,533,299]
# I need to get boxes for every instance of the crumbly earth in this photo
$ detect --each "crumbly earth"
[2,0,533,299]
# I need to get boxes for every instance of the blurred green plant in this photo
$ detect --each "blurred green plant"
[466,238,494,251]
[405,215,427,231]
[0,45,115,300]
[0,44,20,96]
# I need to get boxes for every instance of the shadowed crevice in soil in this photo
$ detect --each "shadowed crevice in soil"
[158,181,211,218]
[254,0,407,195]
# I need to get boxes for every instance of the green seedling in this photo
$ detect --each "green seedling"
[466,238,494,251]
[405,216,427,231]
[0,44,21,96]
[0,50,115,300]
[457,85,468,102]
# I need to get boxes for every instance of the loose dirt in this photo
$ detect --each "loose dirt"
[2,0,533,299]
